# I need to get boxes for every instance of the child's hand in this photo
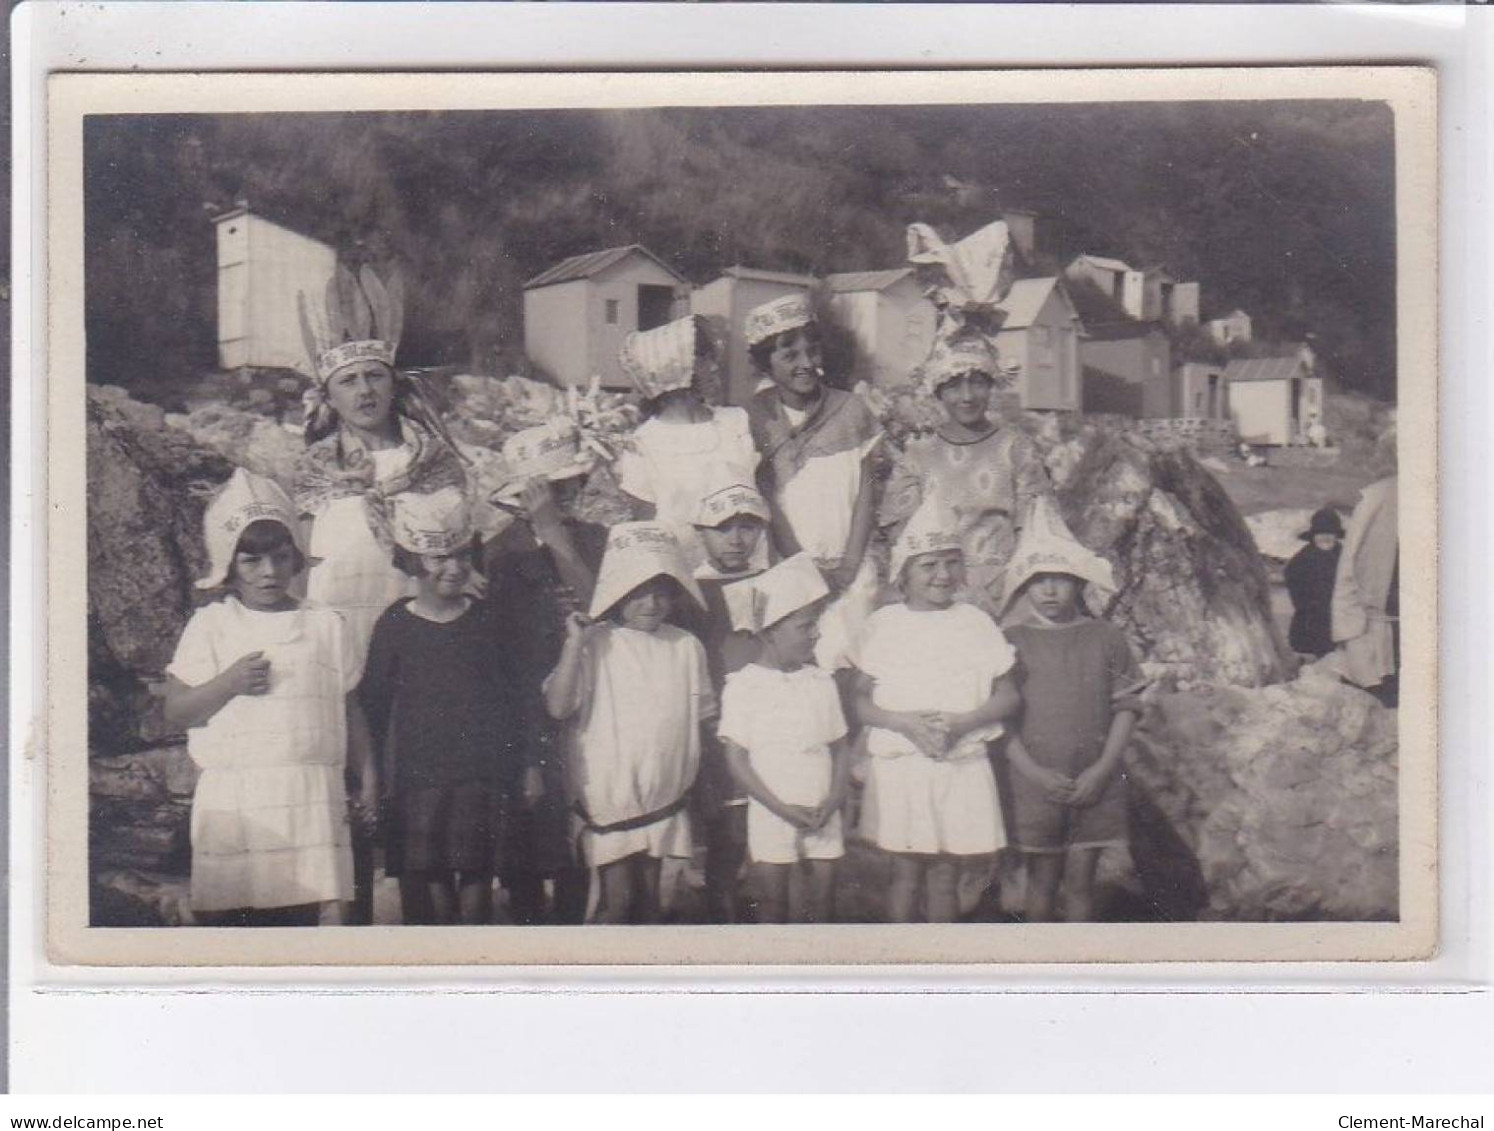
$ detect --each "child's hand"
[821,558,856,592]
[782,804,821,830]
[562,611,595,646]
[224,651,271,698]
[1067,765,1111,808]
[520,765,545,809]
[900,712,950,759]
[517,478,565,536]
[1018,761,1075,803]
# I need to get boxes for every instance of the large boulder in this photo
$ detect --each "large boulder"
[1028,414,1292,689]
[88,386,236,749]
[166,404,304,491]
[1125,668,1398,921]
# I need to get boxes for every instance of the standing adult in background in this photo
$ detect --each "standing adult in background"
[1332,476,1399,706]
[293,264,469,923]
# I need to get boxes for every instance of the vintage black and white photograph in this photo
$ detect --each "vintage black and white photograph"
[47,68,1435,965]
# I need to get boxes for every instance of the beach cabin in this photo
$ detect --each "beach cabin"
[992,277,1084,412]
[691,266,817,405]
[1174,362,1231,421]
[1207,309,1253,347]
[523,245,690,390]
[1225,352,1322,446]
[824,268,938,389]
[1079,322,1173,418]
[213,208,338,377]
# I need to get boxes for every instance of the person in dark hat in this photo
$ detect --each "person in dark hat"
[1284,506,1345,658]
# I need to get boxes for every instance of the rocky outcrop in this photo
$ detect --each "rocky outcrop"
[1031,414,1292,689]
[166,404,304,491]
[88,386,236,750]
[1244,507,1316,563]
[1125,668,1398,921]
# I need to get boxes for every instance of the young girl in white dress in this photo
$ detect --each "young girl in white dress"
[615,315,761,573]
[543,522,714,924]
[163,470,377,926]
[850,498,1021,923]
[718,554,850,924]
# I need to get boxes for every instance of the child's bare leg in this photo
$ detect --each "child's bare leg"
[1025,852,1065,923]
[428,877,458,925]
[956,854,997,918]
[399,876,436,925]
[887,854,923,923]
[593,857,635,925]
[632,855,663,924]
[925,857,960,923]
[1064,847,1103,923]
[802,860,837,924]
[752,863,792,923]
[457,872,493,925]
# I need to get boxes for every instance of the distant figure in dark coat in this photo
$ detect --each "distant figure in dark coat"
[1284,507,1344,657]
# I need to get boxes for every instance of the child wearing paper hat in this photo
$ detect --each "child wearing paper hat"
[997,498,1147,923]
[163,468,375,924]
[360,487,533,925]
[668,480,774,923]
[850,496,1021,923]
[542,522,713,924]
[744,292,884,672]
[615,315,760,573]
[880,328,1051,620]
[717,554,850,924]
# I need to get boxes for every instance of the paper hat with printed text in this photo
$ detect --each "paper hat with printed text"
[916,333,1017,398]
[588,521,706,620]
[889,494,964,581]
[197,468,305,590]
[723,552,829,635]
[390,487,474,556]
[489,419,598,506]
[693,482,771,528]
[998,496,1115,617]
[743,293,815,348]
[619,315,701,401]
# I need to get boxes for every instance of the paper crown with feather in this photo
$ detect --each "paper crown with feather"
[298,263,406,385]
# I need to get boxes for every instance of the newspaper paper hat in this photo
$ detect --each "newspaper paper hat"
[297,264,405,385]
[693,482,771,528]
[889,495,964,581]
[390,487,474,556]
[723,553,829,635]
[589,521,706,620]
[906,219,1015,312]
[490,419,598,506]
[743,293,814,348]
[619,315,699,400]
[999,496,1115,617]
[916,333,1016,398]
[196,468,305,590]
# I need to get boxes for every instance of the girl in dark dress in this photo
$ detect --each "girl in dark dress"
[360,490,532,925]
[1284,507,1344,658]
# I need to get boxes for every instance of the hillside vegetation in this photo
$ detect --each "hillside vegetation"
[84,100,1396,405]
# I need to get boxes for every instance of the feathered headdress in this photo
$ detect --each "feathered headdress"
[298,263,405,385]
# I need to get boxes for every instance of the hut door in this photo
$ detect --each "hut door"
[637,285,675,331]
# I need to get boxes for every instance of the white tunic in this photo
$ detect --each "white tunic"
[547,623,715,867]
[304,447,415,666]
[852,603,1016,856]
[168,598,360,911]
[718,663,848,864]
[616,408,760,571]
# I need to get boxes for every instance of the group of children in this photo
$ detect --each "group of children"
[164,291,1148,929]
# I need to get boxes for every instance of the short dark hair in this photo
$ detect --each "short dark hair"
[748,321,821,376]
[229,519,306,578]
[392,535,484,579]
